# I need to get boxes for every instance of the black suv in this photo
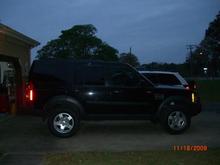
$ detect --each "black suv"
[26,59,201,137]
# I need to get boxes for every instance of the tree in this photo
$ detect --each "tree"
[37,24,119,61]
[94,43,118,61]
[201,11,220,76]
[188,11,220,76]
[119,53,140,67]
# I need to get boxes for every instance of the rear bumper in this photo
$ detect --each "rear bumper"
[29,108,45,117]
[21,104,44,117]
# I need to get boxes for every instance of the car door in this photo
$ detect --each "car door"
[74,63,108,115]
[105,64,155,115]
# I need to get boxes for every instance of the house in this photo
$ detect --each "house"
[0,23,39,113]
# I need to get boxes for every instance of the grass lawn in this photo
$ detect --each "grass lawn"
[44,149,220,165]
[196,79,220,102]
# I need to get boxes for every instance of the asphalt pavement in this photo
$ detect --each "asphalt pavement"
[0,102,220,164]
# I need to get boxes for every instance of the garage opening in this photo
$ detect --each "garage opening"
[0,55,22,114]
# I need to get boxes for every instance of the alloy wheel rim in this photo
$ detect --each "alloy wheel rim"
[53,113,74,134]
[168,111,187,131]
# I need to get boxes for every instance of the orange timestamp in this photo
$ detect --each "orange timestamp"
[173,145,208,151]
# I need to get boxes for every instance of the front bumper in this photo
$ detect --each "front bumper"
[189,101,202,116]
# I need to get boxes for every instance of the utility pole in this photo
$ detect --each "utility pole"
[129,47,132,55]
[186,44,197,77]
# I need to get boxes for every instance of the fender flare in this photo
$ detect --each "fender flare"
[156,95,191,118]
[43,95,85,118]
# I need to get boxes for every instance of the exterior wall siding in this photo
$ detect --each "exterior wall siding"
[0,34,30,77]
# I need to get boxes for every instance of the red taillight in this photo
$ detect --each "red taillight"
[30,90,33,101]
[25,82,35,102]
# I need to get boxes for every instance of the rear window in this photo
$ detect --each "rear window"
[143,73,181,86]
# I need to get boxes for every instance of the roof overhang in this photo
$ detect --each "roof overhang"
[0,23,40,48]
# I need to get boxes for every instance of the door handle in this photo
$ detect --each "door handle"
[74,89,80,93]
[146,91,152,94]
[112,90,120,94]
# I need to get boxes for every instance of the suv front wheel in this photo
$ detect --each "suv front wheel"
[47,108,80,138]
[161,106,191,134]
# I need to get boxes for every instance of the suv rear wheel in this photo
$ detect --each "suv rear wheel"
[160,106,191,134]
[47,107,80,138]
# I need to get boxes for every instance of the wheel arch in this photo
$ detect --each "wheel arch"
[43,95,85,119]
[156,95,191,118]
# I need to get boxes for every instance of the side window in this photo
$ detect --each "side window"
[106,65,141,87]
[82,66,105,86]
[144,73,159,84]
[158,74,181,85]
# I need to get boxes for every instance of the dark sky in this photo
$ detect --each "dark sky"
[1,0,220,64]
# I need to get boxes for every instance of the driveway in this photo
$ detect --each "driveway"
[0,103,220,164]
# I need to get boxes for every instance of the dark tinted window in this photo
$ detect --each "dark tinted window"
[78,65,105,86]
[106,65,141,87]
[143,73,158,84]
[143,73,181,85]
[30,60,75,86]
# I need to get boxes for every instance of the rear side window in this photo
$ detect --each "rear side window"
[30,60,75,86]
[76,65,105,86]
[144,73,181,85]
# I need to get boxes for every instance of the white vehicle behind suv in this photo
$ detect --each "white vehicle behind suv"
[139,71,189,89]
